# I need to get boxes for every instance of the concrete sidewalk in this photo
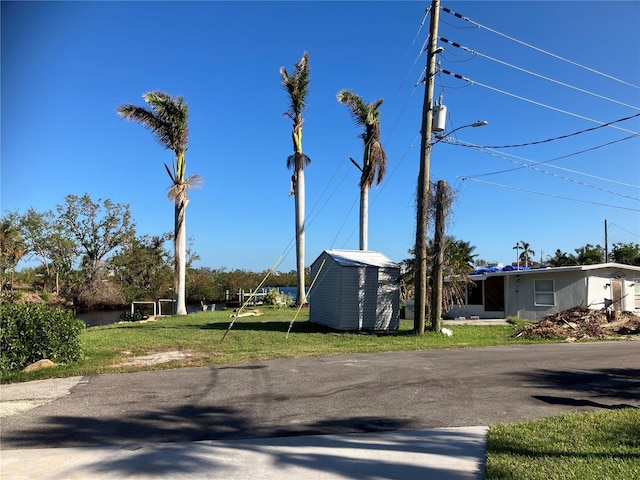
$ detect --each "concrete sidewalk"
[1,426,488,479]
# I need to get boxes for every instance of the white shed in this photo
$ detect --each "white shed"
[309,249,400,331]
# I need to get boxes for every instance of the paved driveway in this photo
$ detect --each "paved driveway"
[2,341,639,449]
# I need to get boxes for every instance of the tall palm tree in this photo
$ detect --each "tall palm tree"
[281,52,311,305]
[117,91,201,315]
[336,90,387,251]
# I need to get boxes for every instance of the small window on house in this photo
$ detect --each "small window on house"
[467,281,483,305]
[534,279,555,306]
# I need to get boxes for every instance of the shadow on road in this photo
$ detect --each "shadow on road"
[520,367,640,409]
[1,404,486,479]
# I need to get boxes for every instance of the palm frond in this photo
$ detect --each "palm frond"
[336,89,368,127]
[281,52,310,118]
[286,152,311,171]
[185,174,204,190]
[163,163,176,183]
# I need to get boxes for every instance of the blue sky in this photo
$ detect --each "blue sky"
[2,1,639,272]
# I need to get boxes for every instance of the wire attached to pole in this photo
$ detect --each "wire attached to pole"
[286,259,326,338]
[222,254,284,341]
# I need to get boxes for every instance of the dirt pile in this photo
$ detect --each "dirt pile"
[516,306,640,340]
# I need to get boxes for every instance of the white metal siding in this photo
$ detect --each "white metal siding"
[309,250,400,330]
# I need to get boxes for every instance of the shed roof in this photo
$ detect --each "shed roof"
[319,249,398,269]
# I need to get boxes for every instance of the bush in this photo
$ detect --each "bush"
[0,303,85,374]
[262,288,292,308]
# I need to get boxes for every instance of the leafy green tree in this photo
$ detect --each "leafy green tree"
[108,233,172,301]
[337,89,387,251]
[573,243,604,265]
[611,242,640,266]
[118,91,202,315]
[548,249,575,267]
[16,208,77,294]
[400,236,477,312]
[281,52,311,305]
[57,194,134,308]
[0,213,25,291]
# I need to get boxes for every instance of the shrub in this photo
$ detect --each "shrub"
[263,288,292,308]
[0,303,85,374]
[40,291,52,302]
[119,310,147,322]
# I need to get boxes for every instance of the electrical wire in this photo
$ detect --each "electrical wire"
[439,37,640,111]
[450,139,640,201]
[443,113,640,149]
[458,177,640,212]
[440,69,640,136]
[440,6,640,90]
[453,134,640,186]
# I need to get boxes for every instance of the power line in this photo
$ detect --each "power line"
[454,134,640,187]
[440,6,640,90]
[439,37,640,111]
[440,69,640,135]
[458,177,640,212]
[452,139,640,200]
[442,113,640,149]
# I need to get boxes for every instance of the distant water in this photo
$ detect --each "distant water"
[76,286,305,327]
[77,304,205,327]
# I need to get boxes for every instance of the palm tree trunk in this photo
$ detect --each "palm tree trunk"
[174,190,188,315]
[294,167,307,305]
[359,185,369,251]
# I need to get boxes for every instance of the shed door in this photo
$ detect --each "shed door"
[484,276,504,312]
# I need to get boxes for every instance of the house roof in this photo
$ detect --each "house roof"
[317,249,398,269]
[469,262,640,279]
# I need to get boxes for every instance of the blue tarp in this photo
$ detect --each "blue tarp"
[470,265,549,275]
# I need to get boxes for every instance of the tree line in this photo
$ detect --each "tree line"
[0,195,301,310]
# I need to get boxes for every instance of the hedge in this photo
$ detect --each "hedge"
[0,303,85,374]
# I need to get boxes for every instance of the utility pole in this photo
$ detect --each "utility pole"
[604,219,609,263]
[430,179,447,333]
[414,0,440,334]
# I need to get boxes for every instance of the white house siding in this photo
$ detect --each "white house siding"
[507,271,587,320]
[447,263,640,321]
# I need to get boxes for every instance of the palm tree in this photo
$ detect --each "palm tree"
[117,91,202,315]
[518,241,535,267]
[337,90,387,251]
[281,52,311,306]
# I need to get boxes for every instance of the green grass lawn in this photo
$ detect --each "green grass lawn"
[4,306,638,478]
[486,408,640,480]
[2,306,549,383]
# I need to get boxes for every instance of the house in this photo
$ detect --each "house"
[446,263,640,321]
[309,249,400,331]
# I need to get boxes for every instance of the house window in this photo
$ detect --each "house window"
[634,278,640,310]
[534,279,555,306]
[467,281,483,305]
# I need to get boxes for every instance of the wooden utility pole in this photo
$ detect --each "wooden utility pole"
[604,219,609,263]
[414,0,440,334]
[430,180,447,333]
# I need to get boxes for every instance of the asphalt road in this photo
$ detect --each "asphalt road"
[2,341,639,449]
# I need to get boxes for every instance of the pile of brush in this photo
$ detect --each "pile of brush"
[516,306,640,340]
